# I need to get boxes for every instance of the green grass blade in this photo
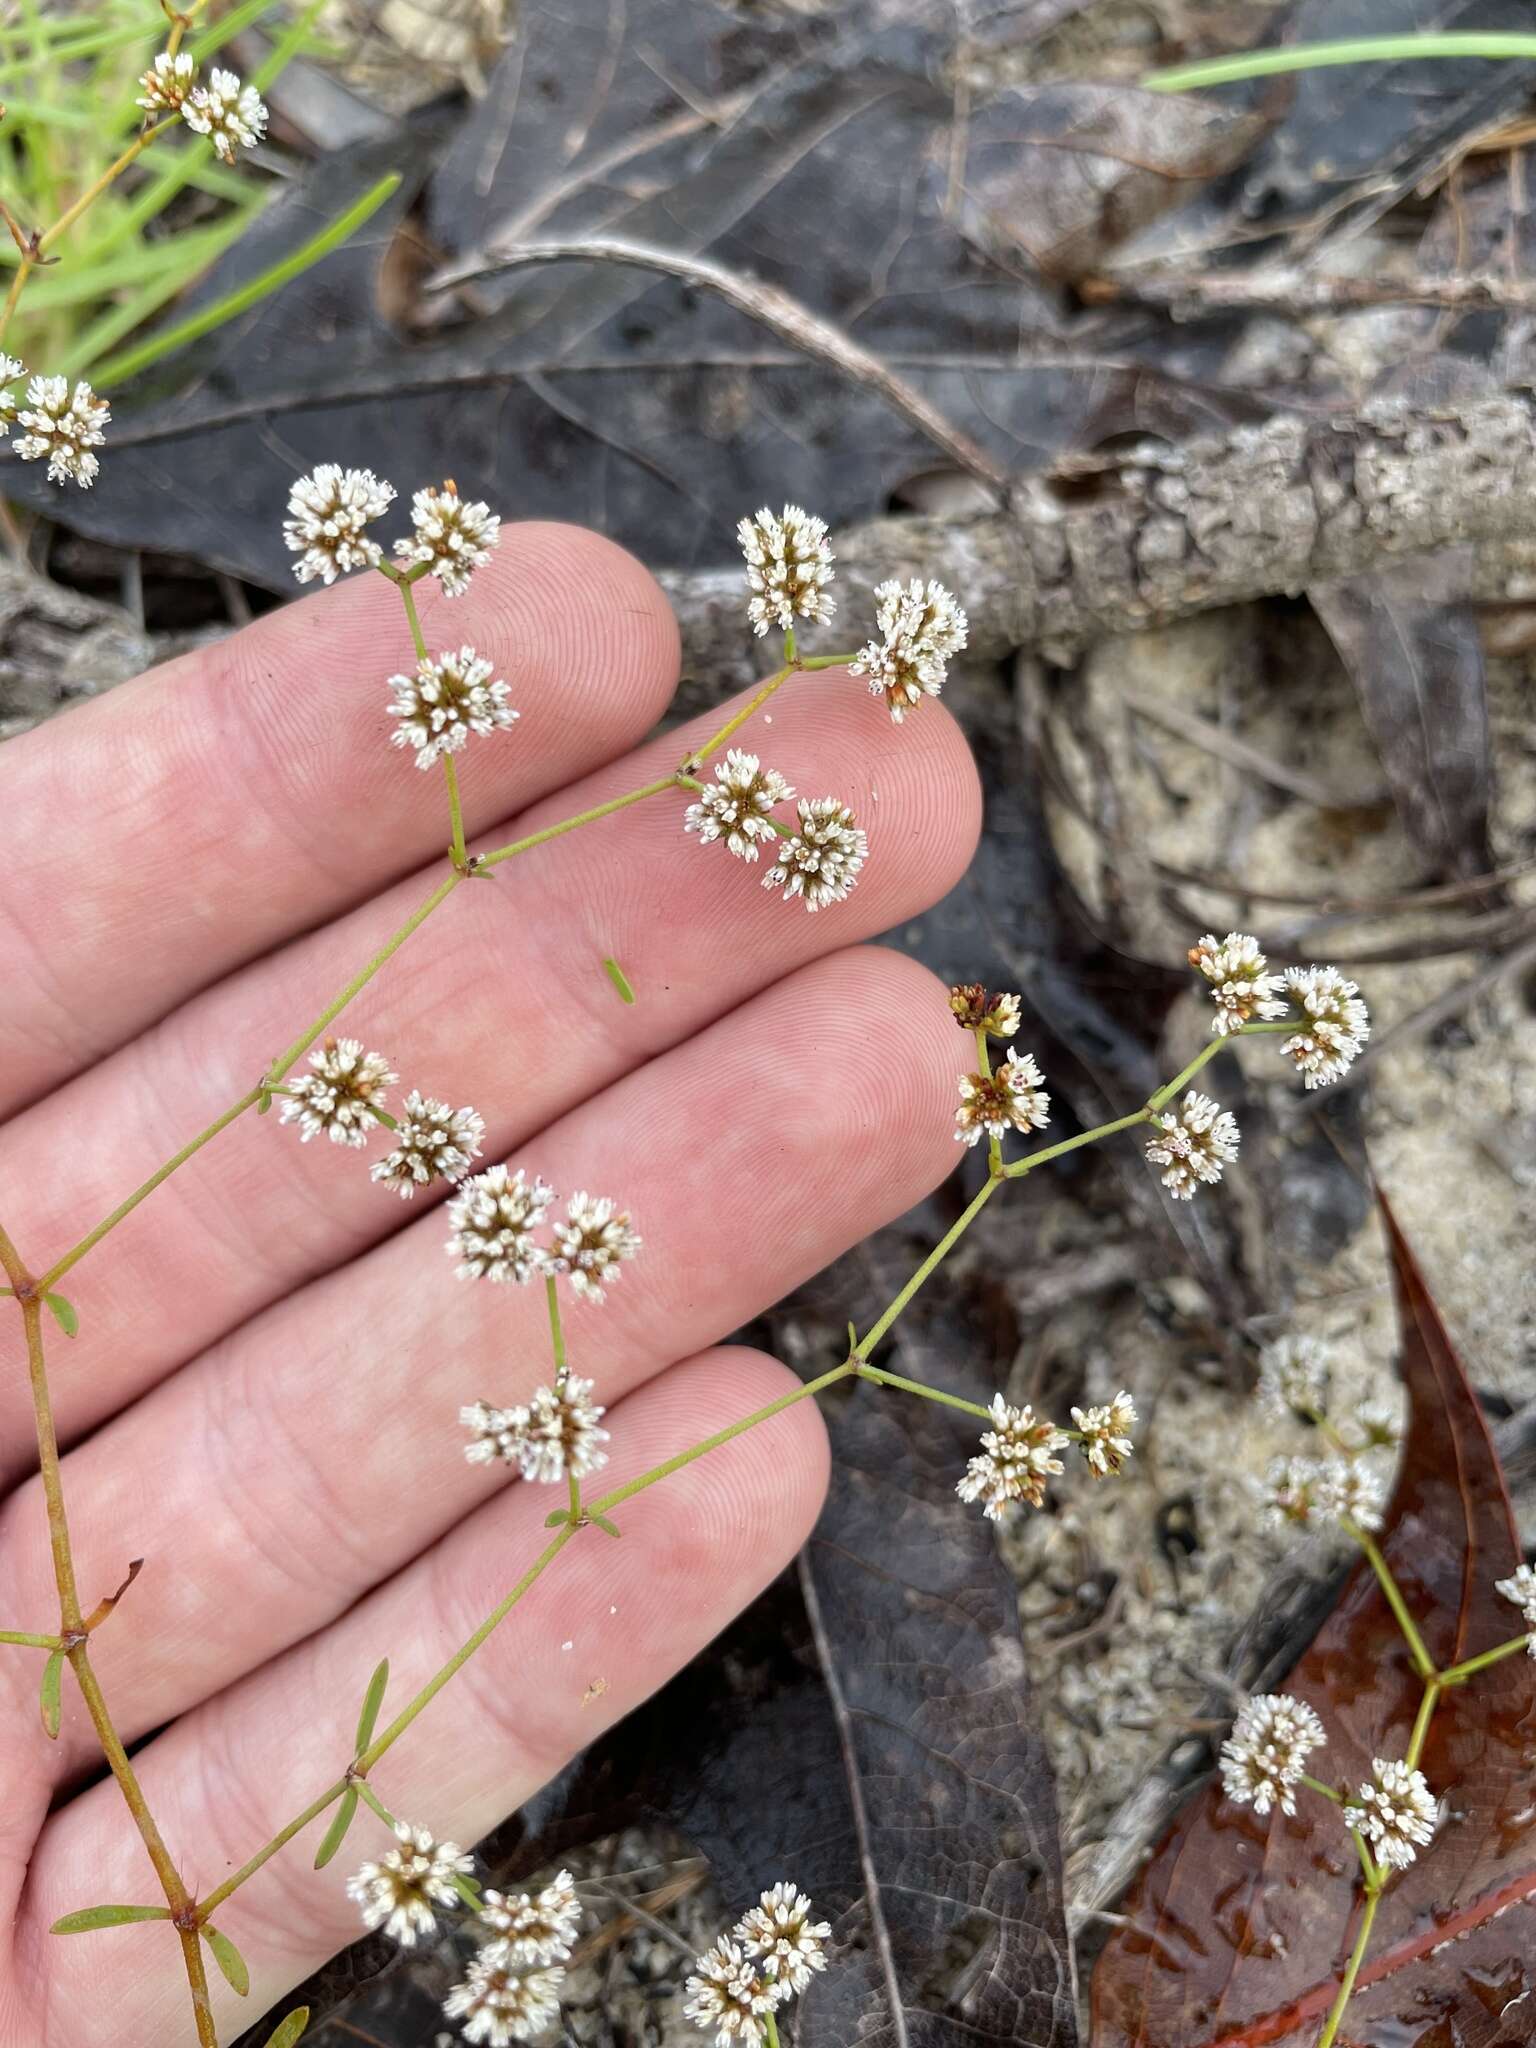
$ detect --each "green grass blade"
[89,171,401,388]
[1148,33,1536,92]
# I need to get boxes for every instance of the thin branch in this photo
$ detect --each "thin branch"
[428,233,1011,494]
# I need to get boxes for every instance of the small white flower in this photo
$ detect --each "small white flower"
[1261,1453,1325,1528]
[389,645,518,768]
[1145,1090,1239,1200]
[462,1399,526,1466]
[284,465,395,584]
[278,1038,395,1147]
[478,1869,581,1965]
[549,1192,641,1303]
[1071,1390,1136,1477]
[183,66,267,162]
[1219,1693,1327,1817]
[0,354,25,425]
[1282,965,1370,1088]
[370,1092,485,1197]
[849,577,968,721]
[948,983,1021,1037]
[1314,1457,1386,1533]
[685,1936,784,2047]
[444,1950,565,2044]
[447,1165,555,1284]
[684,750,795,862]
[954,1048,1050,1147]
[347,1821,474,1946]
[761,796,867,910]
[515,1377,610,1485]
[738,504,835,637]
[1189,932,1287,1036]
[394,481,501,596]
[1256,1333,1331,1421]
[1494,1562,1536,1652]
[1349,1399,1402,1453]
[956,1395,1068,1518]
[1348,1759,1437,1871]
[12,375,109,487]
[736,1883,831,1994]
[137,49,197,113]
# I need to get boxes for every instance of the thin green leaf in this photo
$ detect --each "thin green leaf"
[545,1509,571,1528]
[603,957,636,1004]
[51,1903,172,1933]
[591,1513,623,1539]
[1148,33,1536,92]
[451,1873,485,1911]
[90,172,401,388]
[313,1785,359,1869]
[201,1924,251,1997]
[354,1658,390,1752]
[43,1292,78,1338]
[39,1649,63,1738]
[263,2010,310,2048]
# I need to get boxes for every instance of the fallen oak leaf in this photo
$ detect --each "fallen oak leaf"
[1089,1191,1536,2048]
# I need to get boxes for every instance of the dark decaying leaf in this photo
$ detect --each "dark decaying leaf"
[1113,0,1536,267]
[1089,1194,1536,2048]
[1310,552,1495,884]
[9,0,1264,583]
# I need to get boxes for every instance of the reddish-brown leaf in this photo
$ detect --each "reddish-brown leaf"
[1090,1194,1536,2048]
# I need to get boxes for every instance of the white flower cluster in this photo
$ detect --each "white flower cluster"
[461,1378,609,1485]
[1256,1333,1331,1421]
[1219,1693,1326,1817]
[389,646,519,769]
[739,506,835,637]
[955,1048,1050,1148]
[1348,1758,1438,1871]
[1187,934,1370,1085]
[447,1173,641,1302]
[0,360,110,487]
[276,1041,485,1193]
[1495,1562,1536,1654]
[283,468,502,598]
[948,983,1021,1038]
[684,751,793,861]
[956,1386,1139,1517]
[684,757,867,910]
[685,1883,831,2047]
[1072,1390,1136,1477]
[850,577,968,721]
[1145,1090,1239,1200]
[1259,1452,1386,1533]
[181,65,268,162]
[348,1820,475,1947]
[444,1868,582,2045]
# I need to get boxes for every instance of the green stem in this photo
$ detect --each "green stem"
[852,1176,1001,1357]
[1406,1679,1440,1767]
[546,1272,568,1387]
[975,1026,1003,1177]
[854,1362,993,1422]
[765,2009,782,2048]
[796,652,858,670]
[1148,34,1536,95]
[1353,1529,1437,1681]
[442,756,468,869]
[681,665,792,772]
[0,1629,63,1649]
[1300,1772,1341,1803]
[1003,1109,1150,1177]
[1440,1635,1534,1686]
[1146,1034,1228,1113]
[199,1776,353,1917]
[479,778,679,869]
[37,871,461,1292]
[1315,1887,1381,2048]
[588,1363,857,1517]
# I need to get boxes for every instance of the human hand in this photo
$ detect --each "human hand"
[0,523,979,2043]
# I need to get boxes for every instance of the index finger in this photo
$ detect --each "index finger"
[0,522,679,1119]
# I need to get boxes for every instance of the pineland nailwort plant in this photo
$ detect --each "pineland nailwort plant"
[3,22,1530,2048]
